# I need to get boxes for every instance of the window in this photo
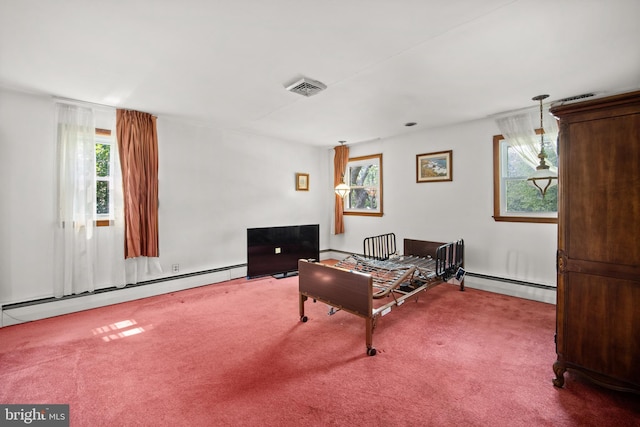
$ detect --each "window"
[344,153,383,217]
[95,128,115,226]
[493,133,557,223]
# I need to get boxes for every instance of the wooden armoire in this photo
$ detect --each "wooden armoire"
[551,90,640,393]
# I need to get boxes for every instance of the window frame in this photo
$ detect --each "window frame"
[343,153,383,217]
[493,134,557,224]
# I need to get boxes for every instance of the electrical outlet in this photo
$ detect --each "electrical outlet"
[172,264,179,273]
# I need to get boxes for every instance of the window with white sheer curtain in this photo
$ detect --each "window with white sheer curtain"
[54,101,163,297]
[493,108,558,223]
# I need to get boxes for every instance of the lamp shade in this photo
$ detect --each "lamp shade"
[527,168,557,197]
[334,182,350,198]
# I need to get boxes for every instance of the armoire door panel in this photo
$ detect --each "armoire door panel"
[565,114,640,266]
[564,272,640,383]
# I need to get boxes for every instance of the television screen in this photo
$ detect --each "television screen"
[247,224,319,278]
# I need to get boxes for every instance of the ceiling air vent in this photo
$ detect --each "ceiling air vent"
[556,93,596,103]
[285,77,327,97]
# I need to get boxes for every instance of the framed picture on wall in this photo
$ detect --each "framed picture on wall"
[416,150,452,183]
[296,173,309,191]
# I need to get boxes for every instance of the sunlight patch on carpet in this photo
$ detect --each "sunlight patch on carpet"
[91,319,153,342]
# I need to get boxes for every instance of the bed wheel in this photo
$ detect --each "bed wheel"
[367,347,377,356]
[300,316,308,323]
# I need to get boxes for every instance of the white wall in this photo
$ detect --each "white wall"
[328,119,558,292]
[0,88,330,306]
[0,86,557,322]
[157,119,330,277]
[0,89,56,305]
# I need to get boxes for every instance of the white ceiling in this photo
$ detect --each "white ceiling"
[1,0,639,147]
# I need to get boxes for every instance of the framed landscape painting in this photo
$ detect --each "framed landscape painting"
[416,150,452,183]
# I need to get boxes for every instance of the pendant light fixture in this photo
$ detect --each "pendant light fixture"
[334,141,350,198]
[335,181,350,198]
[527,94,557,198]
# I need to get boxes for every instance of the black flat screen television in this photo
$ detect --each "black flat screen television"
[247,224,319,278]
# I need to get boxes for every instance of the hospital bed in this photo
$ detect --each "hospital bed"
[298,233,465,355]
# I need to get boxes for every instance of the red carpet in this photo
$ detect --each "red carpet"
[1,275,638,426]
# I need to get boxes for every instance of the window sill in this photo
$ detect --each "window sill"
[343,211,383,217]
[493,215,557,224]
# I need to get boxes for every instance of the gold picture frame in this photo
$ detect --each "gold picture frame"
[416,150,452,183]
[296,173,309,191]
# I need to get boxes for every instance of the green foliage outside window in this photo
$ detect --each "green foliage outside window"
[96,143,110,215]
[504,143,557,213]
[347,165,379,210]
[505,180,557,212]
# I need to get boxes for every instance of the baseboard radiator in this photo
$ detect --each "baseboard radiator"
[463,272,556,304]
[3,264,247,311]
[465,272,555,290]
[1,263,248,327]
[1,250,555,327]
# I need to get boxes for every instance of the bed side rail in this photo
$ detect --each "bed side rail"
[363,233,396,260]
[435,239,464,281]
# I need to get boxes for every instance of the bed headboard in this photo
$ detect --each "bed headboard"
[363,233,397,260]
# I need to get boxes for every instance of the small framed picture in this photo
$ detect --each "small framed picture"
[416,150,452,183]
[296,173,309,191]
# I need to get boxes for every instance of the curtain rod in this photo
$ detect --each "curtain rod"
[53,96,158,117]
[53,96,115,110]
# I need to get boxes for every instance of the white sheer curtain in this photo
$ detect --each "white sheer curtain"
[495,107,558,173]
[54,103,100,296]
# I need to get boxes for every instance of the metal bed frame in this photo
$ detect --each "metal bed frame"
[298,233,464,355]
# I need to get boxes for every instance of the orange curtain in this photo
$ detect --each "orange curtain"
[116,109,159,259]
[334,144,349,235]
